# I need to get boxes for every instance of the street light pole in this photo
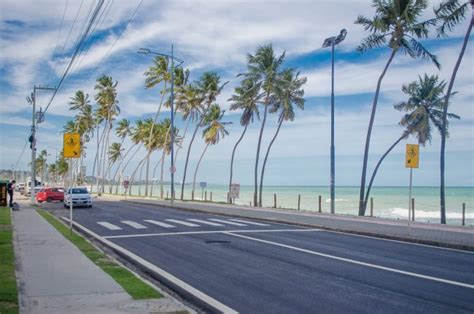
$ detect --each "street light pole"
[137,46,184,205]
[323,29,347,215]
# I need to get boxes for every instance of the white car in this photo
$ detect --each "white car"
[64,187,93,208]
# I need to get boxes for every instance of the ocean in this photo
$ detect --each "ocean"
[102,184,473,226]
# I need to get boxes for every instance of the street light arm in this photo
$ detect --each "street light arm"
[137,47,184,67]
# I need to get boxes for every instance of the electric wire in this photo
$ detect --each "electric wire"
[42,0,105,117]
[60,0,85,57]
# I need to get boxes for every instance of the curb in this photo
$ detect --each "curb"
[61,217,237,314]
[122,199,474,252]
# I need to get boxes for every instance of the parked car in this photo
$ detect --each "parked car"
[25,186,43,197]
[36,187,65,203]
[64,187,92,208]
[15,183,25,192]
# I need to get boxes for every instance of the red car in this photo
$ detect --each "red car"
[36,187,65,203]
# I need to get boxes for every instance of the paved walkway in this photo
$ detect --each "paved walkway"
[12,198,190,314]
[106,195,474,250]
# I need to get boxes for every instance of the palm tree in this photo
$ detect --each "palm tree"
[143,56,171,196]
[192,104,230,199]
[228,78,261,203]
[157,119,180,198]
[242,44,286,206]
[259,69,306,206]
[110,119,131,193]
[355,0,440,216]
[107,142,124,185]
[435,0,473,224]
[180,72,227,200]
[364,74,460,211]
[94,75,120,193]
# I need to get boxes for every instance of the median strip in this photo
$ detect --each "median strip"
[0,207,19,314]
[37,209,162,300]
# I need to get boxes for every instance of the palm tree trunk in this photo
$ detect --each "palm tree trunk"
[180,113,208,200]
[259,117,283,207]
[192,143,210,198]
[145,154,150,197]
[128,156,147,196]
[254,97,270,206]
[174,117,191,165]
[160,149,166,198]
[358,48,397,216]
[228,124,248,203]
[440,10,472,225]
[101,123,111,193]
[139,160,145,196]
[363,133,407,209]
[93,122,106,193]
[150,153,164,197]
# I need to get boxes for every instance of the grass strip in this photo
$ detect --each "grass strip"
[0,207,19,314]
[37,209,162,300]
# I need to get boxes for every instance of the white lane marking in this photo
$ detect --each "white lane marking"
[102,228,320,239]
[121,221,147,229]
[97,222,122,230]
[187,219,224,226]
[209,218,247,226]
[63,217,237,313]
[144,220,176,228]
[229,219,269,226]
[224,232,474,290]
[166,219,200,227]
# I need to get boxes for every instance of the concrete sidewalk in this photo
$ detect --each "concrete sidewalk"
[111,196,474,250]
[12,199,190,314]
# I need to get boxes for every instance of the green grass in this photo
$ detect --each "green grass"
[37,209,162,300]
[0,207,19,314]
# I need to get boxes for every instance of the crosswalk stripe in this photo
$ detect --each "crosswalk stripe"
[97,222,122,230]
[166,219,200,227]
[144,220,176,228]
[209,219,247,226]
[229,219,269,226]
[187,219,224,226]
[121,221,147,229]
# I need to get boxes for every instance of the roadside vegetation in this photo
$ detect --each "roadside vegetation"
[0,207,19,314]
[30,0,471,224]
[37,209,162,300]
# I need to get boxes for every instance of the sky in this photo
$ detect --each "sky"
[0,0,473,187]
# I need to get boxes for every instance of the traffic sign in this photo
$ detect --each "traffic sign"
[123,180,130,189]
[405,144,419,168]
[199,182,207,188]
[63,133,81,158]
[169,166,176,173]
[229,183,240,199]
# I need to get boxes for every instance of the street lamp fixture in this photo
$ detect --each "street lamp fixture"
[137,45,184,204]
[322,28,347,215]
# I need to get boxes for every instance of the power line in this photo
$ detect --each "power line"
[86,0,144,80]
[14,139,28,170]
[52,0,70,59]
[43,0,105,117]
[60,0,85,56]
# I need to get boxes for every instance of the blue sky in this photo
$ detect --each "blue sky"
[0,0,473,186]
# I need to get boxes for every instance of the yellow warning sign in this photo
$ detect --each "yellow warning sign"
[63,133,81,158]
[405,144,419,168]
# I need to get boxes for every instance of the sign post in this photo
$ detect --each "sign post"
[64,133,81,232]
[405,144,419,229]
[229,183,240,204]
[200,182,207,200]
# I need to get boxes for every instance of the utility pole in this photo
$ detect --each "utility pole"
[322,29,347,214]
[27,85,56,204]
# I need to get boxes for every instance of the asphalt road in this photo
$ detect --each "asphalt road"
[45,199,474,313]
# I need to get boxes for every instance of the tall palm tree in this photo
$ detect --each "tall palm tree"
[228,78,261,203]
[143,56,171,196]
[435,0,473,224]
[94,75,120,193]
[355,0,440,216]
[259,69,306,206]
[192,104,230,198]
[364,74,460,210]
[242,44,286,206]
[180,72,227,200]
[107,142,124,184]
[110,119,131,193]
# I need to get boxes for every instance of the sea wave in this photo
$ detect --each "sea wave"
[325,198,348,203]
[387,207,474,219]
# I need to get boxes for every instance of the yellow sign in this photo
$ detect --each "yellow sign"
[405,144,419,168]
[63,133,81,158]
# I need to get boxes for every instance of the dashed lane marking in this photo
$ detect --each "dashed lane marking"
[229,219,270,226]
[97,222,122,230]
[166,219,200,227]
[187,219,224,226]
[121,221,147,229]
[208,218,247,226]
[144,220,176,228]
